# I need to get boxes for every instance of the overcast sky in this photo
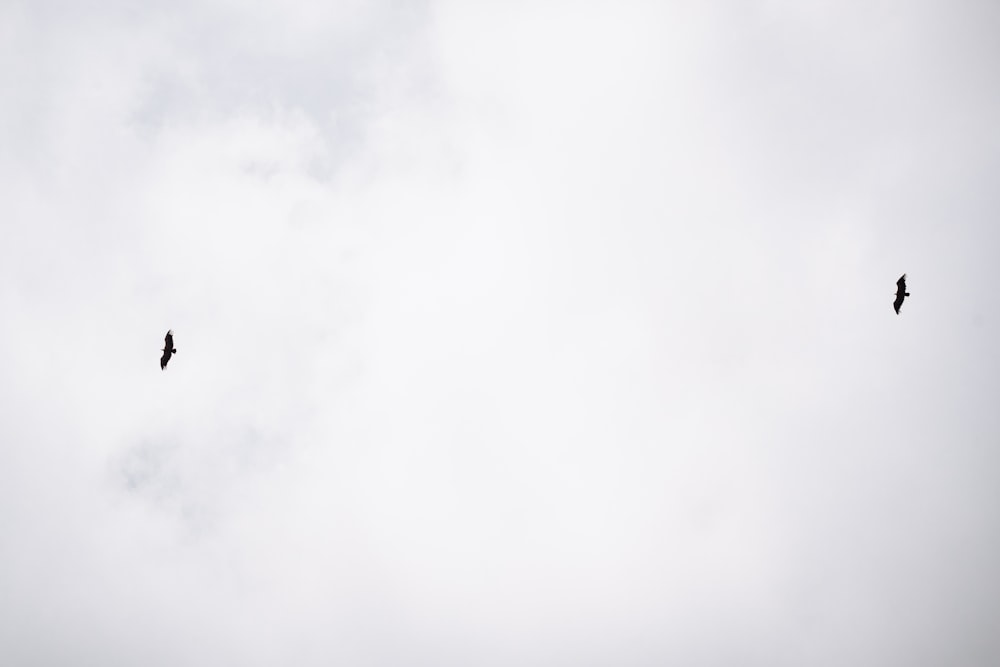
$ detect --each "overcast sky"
[2,1,999,664]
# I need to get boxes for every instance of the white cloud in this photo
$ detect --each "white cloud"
[1,1,999,665]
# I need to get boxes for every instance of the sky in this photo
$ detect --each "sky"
[2,1,999,664]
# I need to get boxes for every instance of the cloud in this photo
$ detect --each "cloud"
[1,1,999,665]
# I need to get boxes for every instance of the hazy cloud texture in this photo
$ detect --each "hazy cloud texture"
[2,1,999,665]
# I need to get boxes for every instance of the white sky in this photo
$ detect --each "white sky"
[2,1,999,664]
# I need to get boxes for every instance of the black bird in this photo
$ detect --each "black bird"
[893,274,910,315]
[160,330,177,370]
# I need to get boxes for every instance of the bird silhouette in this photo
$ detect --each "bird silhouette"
[160,330,177,369]
[893,275,910,315]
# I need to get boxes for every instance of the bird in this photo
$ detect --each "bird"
[160,330,177,370]
[893,274,910,314]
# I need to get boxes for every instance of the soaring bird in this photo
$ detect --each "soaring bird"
[893,274,910,314]
[160,330,177,370]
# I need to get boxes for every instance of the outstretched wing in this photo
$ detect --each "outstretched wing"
[161,329,174,369]
[893,274,907,314]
